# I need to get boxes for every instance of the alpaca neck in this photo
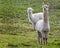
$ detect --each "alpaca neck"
[28,10,32,21]
[43,10,50,32]
[43,10,49,24]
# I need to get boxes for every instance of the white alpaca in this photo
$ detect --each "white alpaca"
[35,4,50,44]
[27,7,44,30]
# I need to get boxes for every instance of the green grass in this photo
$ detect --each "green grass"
[0,0,60,48]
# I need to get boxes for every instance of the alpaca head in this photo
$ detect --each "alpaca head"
[27,7,33,13]
[42,4,49,11]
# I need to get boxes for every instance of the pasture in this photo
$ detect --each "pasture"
[0,0,60,48]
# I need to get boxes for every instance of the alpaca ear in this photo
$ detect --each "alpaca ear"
[47,2,49,5]
[46,2,49,7]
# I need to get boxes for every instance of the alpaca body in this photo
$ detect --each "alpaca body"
[27,7,44,29]
[31,12,43,23]
[35,4,50,44]
[31,13,44,29]
[35,20,44,32]
[35,20,50,38]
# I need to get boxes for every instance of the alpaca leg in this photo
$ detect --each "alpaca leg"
[43,38,48,44]
[45,32,48,44]
[40,37,43,44]
[38,35,40,44]
[46,38,48,44]
[38,31,42,44]
[32,23,35,30]
[42,32,45,44]
[43,38,45,44]
[37,31,40,44]
[43,31,48,44]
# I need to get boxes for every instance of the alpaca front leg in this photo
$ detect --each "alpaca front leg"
[43,38,48,45]
[38,36,40,44]
[32,23,35,30]
[40,37,43,44]
[38,36,43,44]
[45,32,48,45]
[46,38,48,44]
[37,31,42,44]
[43,32,48,44]
[43,38,45,44]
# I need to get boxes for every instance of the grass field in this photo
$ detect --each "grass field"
[0,0,60,48]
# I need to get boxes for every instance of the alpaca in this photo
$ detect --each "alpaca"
[27,7,44,30]
[35,4,50,44]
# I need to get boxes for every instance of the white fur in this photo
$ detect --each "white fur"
[35,20,44,32]
[35,4,50,44]
[27,7,44,29]
[31,13,43,23]
[35,20,50,38]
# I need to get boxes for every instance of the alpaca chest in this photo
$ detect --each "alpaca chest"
[43,22,50,32]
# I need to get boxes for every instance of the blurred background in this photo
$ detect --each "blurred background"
[0,0,60,48]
